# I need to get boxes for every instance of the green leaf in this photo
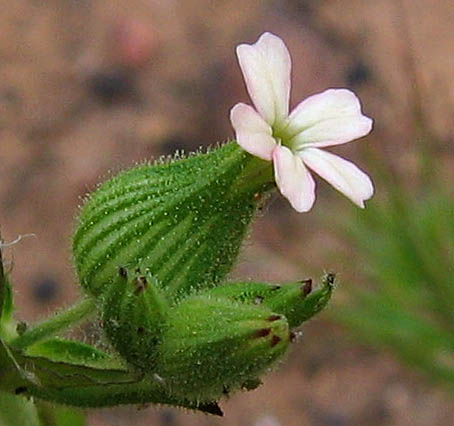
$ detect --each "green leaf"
[0,391,40,426]
[0,339,29,394]
[11,348,136,390]
[24,338,126,370]
[1,337,221,414]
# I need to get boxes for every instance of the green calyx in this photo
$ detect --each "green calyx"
[73,142,273,301]
[155,294,290,401]
[205,273,335,328]
[101,267,169,369]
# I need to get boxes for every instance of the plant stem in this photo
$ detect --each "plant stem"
[0,236,5,321]
[27,377,222,415]
[11,298,97,350]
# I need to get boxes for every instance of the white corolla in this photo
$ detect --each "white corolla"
[230,32,374,212]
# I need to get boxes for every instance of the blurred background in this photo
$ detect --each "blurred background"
[1,1,454,425]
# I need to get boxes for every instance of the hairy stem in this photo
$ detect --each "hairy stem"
[0,238,5,320]
[26,378,223,415]
[11,298,97,350]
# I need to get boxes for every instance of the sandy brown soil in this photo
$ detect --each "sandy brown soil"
[1,1,453,425]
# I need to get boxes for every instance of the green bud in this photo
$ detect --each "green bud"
[154,295,290,401]
[205,273,335,328]
[101,267,168,368]
[73,143,272,302]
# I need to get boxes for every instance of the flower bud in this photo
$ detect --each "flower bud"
[205,274,335,328]
[101,267,168,368]
[154,295,290,401]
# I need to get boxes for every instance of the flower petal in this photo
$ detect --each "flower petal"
[236,32,291,126]
[287,89,373,148]
[230,103,277,161]
[272,145,316,212]
[299,148,374,207]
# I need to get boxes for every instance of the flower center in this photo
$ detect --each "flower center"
[272,126,294,151]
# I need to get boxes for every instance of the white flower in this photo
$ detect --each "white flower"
[230,32,374,212]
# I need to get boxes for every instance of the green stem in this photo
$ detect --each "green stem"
[0,239,5,321]
[26,378,222,415]
[11,298,97,350]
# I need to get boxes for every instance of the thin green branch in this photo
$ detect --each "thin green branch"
[0,233,5,320]
[11,298,97,350]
